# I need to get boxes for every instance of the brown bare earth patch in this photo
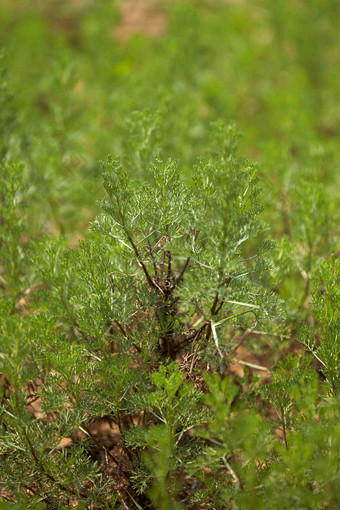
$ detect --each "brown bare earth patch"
[115,0,167,41]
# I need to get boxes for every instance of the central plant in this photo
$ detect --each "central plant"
[0,123,282,508]
[70,122,280,503]
[89,122,279,362]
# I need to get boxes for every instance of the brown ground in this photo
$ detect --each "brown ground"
[114,0,168,41]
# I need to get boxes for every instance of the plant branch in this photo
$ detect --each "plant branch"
[175,257,190,286]
[222,455,241,491]
[147,238,159,278]
[211,293,219,315]
[126,233,164,294]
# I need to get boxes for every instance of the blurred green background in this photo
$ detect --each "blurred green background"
[1,0,339,245]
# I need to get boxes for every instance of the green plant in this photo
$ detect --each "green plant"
[299,256,340,395]
[1,0,340,506]
[1,125,285,507]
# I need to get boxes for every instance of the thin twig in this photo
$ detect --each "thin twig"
[147,239,159,278]
[215,300,225,315]
[211,293,219,315]
[232,358,270,372]
[175,257,190,285]
[127,233,164,294]
[166,250,172,280]
[222,456,241,491]
[114,320,127,337]
[113,320,141,353]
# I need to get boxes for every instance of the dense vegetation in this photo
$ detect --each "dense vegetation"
[0,0,339,508]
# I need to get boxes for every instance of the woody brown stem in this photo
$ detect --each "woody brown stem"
[211,293,219,315]
[176,257,190,286]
